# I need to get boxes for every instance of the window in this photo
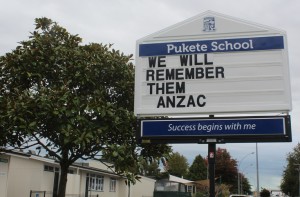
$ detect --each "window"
[44,165,59,172]
[44,165,54,172]
[0,158,8,163]
[68,169,74,174]
[87,174,104,191]
[187,185,195,193]
[110,178,116,192]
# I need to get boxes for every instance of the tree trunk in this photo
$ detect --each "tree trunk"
[57,162,69,197]
[57,148,71,197]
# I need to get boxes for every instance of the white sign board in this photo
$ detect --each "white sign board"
[134,11,292,116]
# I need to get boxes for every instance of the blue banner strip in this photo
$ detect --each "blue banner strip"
[139,36,284,56]
[141,117,285,137]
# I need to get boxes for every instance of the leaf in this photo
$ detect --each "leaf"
[29,121,37,128]
[113,151,118,157]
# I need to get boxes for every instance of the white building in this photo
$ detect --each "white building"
[0,150,155,197]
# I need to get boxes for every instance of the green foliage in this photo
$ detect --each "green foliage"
[139,159,161,177]
[187,154,207,181]
[239,173,251,195]
[216,184,231,197]
[167,152,189,178]
[281,143,300,196]
[260,188,271,197]
[215,148,239,193]
[0,17,171,197]
[195,191,208,197]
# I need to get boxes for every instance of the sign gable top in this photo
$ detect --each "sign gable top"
[138,10,286,43]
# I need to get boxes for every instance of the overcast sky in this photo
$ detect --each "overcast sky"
[1,0,299,192]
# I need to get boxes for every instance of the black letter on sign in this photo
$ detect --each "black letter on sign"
[180,55,188,66]
[148,57,157,68]
[187,95,196,107]
[157,96,165,108]
[204,54,213,65]
[197,95,206,107]
[146,70,155,81]
[158,56,166,67]
[177,96,186,108]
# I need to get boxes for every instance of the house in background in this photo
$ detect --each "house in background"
[169,175,196,195]
[0,150,155,197]
[153,174,197,197]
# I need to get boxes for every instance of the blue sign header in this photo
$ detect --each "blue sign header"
[139,36,284,57]
[141,117,286,137]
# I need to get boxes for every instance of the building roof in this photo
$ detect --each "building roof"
[0,150,120,177]
[169,175,194,184]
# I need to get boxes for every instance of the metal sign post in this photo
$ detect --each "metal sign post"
[208,143,216,197]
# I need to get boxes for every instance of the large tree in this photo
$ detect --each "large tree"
[215,148,238,188]
[281,143,300,197]
[0,17,170,197]
[167,152,189,178]
[215,148,250,194]
[187,154,207,181]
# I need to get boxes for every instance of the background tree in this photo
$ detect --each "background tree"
[240,173,252,195]
[215,148,239,193]
[0,17,171,197]
[167,152,189,178]
[187,154,207,181]
[260,188,271,197]
[281,143,300,196]
[139,159,161,178]
[215,184,231,197]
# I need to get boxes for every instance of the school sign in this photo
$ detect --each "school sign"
[134,11,292,143]
[135,11,291,116]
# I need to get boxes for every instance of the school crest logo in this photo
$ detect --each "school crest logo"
[203,17,216,32]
